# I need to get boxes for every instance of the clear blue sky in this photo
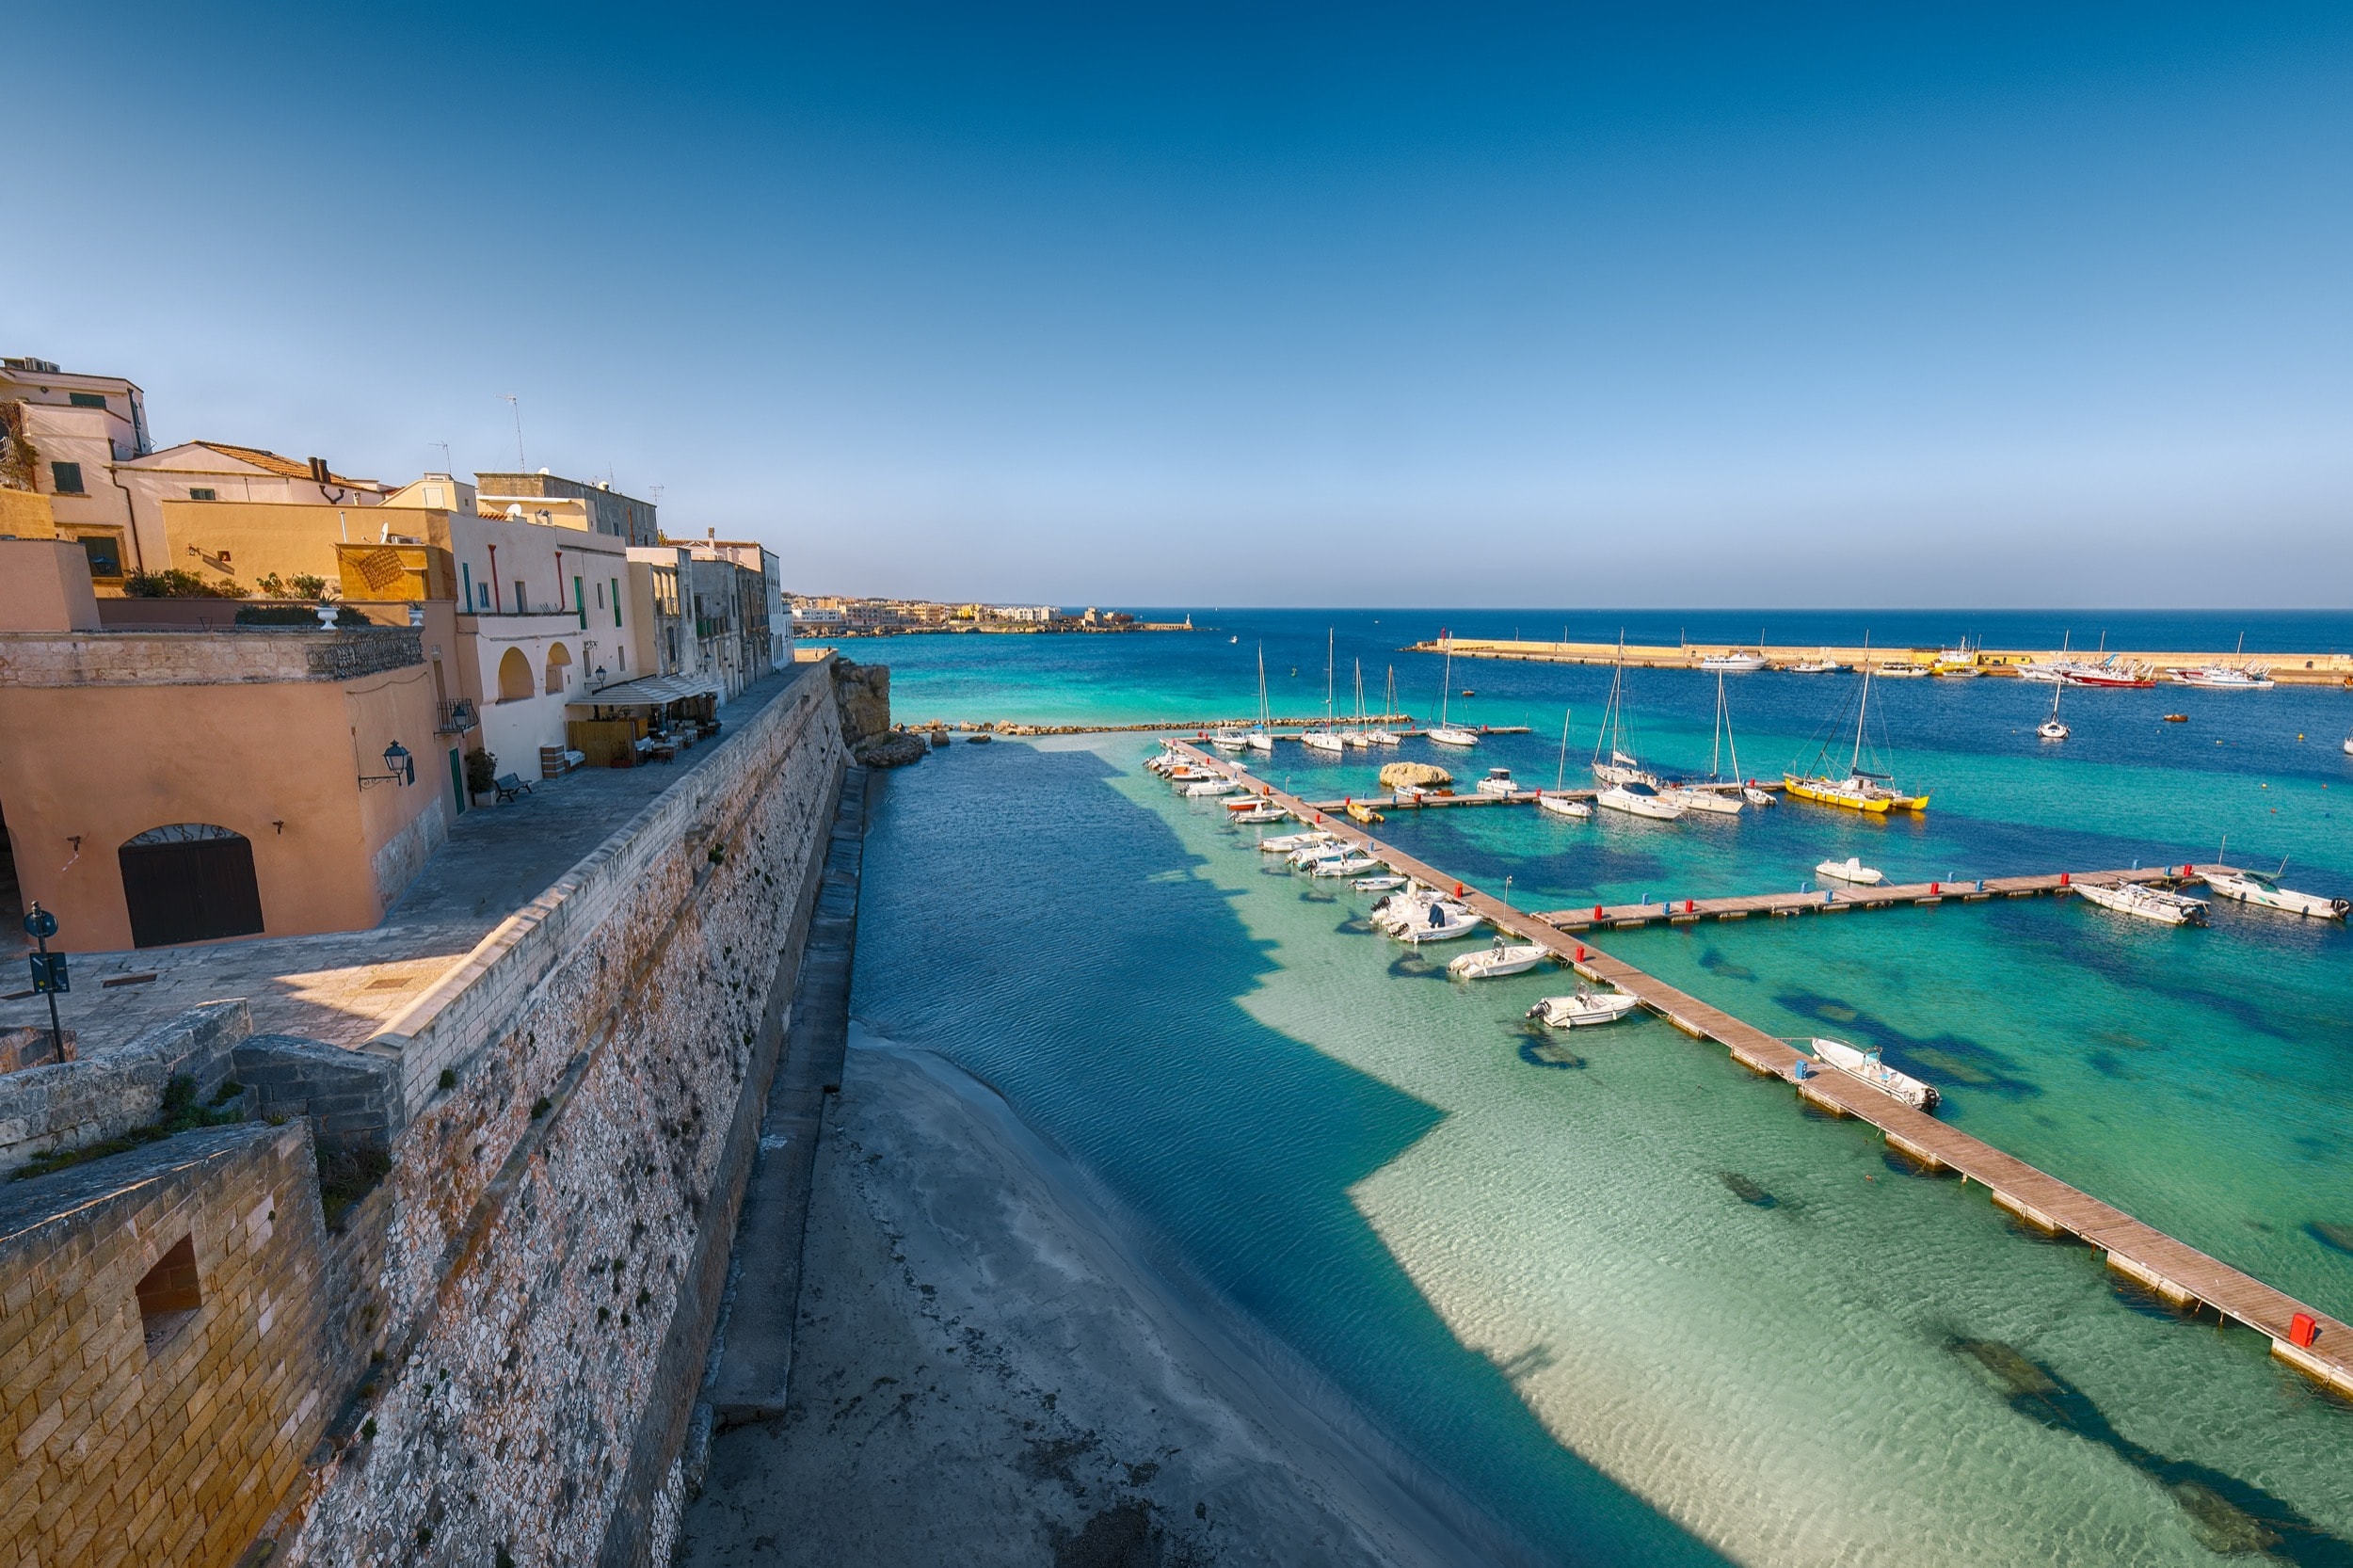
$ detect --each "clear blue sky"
[11,3,2352,605]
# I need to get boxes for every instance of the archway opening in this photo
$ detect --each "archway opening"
[497,647,535,702]
[544,642,572,696]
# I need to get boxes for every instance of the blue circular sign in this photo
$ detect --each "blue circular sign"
[24,907,57,940]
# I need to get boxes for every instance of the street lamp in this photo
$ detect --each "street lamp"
[360,740,415,789]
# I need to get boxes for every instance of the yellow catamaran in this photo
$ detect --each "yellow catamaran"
[1784,640,1930,813]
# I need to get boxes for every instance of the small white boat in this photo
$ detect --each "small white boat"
[1661,785,1743,816]
[1361,728,1401,745]
[1873,661,1931,679]
[1804,1037,1940,1112]
[1259,830,1336,854]
[1699,651,1767,672]
[1448,937,1547,980]
[1290,840,1355,868]
[2169,665,2276,690]
[1395,904,1483,942]
[2037,680,2069,741]
[2202,870,2347,920]
[2073,880,2209,926]
[1475,767,1519,797]
[1426,725,1480,747]
[1742,785,1776,807]
[1301,731,1347,755]
[1353,873,1407,892]
[1816,856,1883,886]
[1537,793,1593,819]
[1312,854,1383,878]
[1527,988,1642,1029]
[1210,728,1250,752]
[1426,633,1480,746]
[1787,655,1844,674]
[1246,731,1274,754]
[1597,781,1685,820]
[1179,777,1239,797]
[1229,802,1287,824]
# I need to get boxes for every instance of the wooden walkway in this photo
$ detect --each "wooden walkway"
[1535,865,2215,932]
[1167,742,2353,1397]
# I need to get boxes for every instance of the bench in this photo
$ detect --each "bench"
[494,773,533,802]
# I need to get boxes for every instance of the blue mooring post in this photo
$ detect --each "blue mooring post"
[24,904,67,1060]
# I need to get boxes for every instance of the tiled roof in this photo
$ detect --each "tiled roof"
[191,441,373,487]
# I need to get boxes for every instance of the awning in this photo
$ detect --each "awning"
[570,673,723,708]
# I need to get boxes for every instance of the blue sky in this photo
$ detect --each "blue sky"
[11,3,2352,605]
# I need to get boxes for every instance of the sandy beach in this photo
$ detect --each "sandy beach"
[678,1029,1524,1567]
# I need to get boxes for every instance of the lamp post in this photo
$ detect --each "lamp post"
[24,904,66,1060]
[360,741,416,790]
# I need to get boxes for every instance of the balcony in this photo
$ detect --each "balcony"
[436,697,480,733]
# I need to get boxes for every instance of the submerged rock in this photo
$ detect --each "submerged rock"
[1717,1172,1776,1208]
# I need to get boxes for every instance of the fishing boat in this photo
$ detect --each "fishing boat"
[2073,880,2209,925]
[2064,645,2155,687]
[1527,988,1642,1029]
[2170,665,2276,690]
[2203,868,2347,920]
[1872,659,1931,679]
[1787,652,1844,674]
[1699,650,1767,672]
[1247,647,1275,753]
[2037,681,2069,742]
[1448,937,1547,980]
[1353,873,1407,892]
[1804,1038,1940,1112]
[1475,767,1520,797]
[1783,642,1930,813]
[1931,638,1980,677]
[1597,780,1685,820]
[1426,632,1480,747]
[2162,713,2187,723]
[1816,856,1883,886]
[1536,709,1593,817]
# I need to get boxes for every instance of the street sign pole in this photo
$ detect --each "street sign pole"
[24,904,64,1059]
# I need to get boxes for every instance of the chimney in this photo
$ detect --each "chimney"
[307,456,329,483]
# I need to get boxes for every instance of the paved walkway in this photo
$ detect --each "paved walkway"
[0,667,812,1053]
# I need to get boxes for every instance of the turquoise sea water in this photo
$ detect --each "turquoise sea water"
[848,612,2353,1565]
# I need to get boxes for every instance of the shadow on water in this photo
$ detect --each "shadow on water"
[1696,947,1756,982]
[1987,900,2304,1044]
[1717,1172,1777,1208]
[1774,987,2042,1098]
[1516,1020,1589,1071]
[1951,1336,2353,1564]
[856,742,1732,1567]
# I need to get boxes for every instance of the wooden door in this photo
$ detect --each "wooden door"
[119,831,265,947]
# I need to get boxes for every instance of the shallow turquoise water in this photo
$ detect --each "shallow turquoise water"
[848,618,2353,1565]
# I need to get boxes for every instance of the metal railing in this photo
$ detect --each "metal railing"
[436,697,479,733]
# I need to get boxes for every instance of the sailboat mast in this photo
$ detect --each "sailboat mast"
[1711,674,1724,780]
[1556,709,1571,792]
[1850,634,1872,776]
[1439,632,1452,728]
[1324,630,1336,729]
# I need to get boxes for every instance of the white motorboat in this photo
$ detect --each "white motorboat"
[1448,937,1548,980]
[1742,785,1776,807]
[1210,729,1250,751]
[1787,653,1844,674]
[1699,650,1767,672]
[1538,793,1593,819]
[1475,767,1519,797]
[1394,904,1483,942]
[1179,777,1239,797]
[1804,1037,1940,1112]
[1426,632,1481,746]
[1816,856,1883,886]
[1229,802,1287,824]
[2037,680,2069,741]
[1312,854,1383,878]
[2073,880,2209,926]
[1527,988,1642,1029]
[1873,660,1931,679]
[1289,840,1356,868]
[2344,732,2353,757]
[1259,830,1336,854]
[2169,665,2276,690]
[2202,869,2347,920]
[1300,732,1346,755]
[1597,781,1684,820]
[1353,873,1407,892]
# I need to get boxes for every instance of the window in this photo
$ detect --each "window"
[188,487,216,501]
[78,534,123,578]
[595,581,604,608]
[50,460,84,494]
[481,584,493,610]
[611,576,622,628]
[460,562,472,608]
[69,392,107,409]
[422,484,446,507]
[514,581,526,614]
[574,574,586,630]
[136,1235,202,1355]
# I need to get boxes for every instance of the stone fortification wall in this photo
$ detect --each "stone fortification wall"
[272,660,848,1565]
[0,999,248,1174]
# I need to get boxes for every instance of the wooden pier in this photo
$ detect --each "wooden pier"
[1535,864,2214,932]
[1166,741,2353,1398]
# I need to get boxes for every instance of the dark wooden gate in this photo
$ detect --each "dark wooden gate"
[119,832,265,947]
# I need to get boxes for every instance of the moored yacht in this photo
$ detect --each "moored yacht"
[1804,1038,1940,1112]
[1425,632,1481,747]
[1447,937,1548,980]
[1699,650,1767,672]
[2073,880,2208,925]
[1785,644,1930,813]
[2203,870,2347,920]
[1475,767,1519,797]
[1527,988,1642,1029]
[1816,856,1882,886]
[1597,780,1685,820]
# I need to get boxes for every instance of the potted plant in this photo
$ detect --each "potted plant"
[464,746,498,806]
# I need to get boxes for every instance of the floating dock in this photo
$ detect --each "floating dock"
[1166,741,2353,1398]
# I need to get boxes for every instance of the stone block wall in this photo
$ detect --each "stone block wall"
[0,1120,334,1567]
[0,1000,249,1174]
[0,1027,74,1076]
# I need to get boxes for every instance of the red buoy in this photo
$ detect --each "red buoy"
[1930,881,1940,895]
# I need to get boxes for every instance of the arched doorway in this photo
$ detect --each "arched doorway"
[544,642,572,695]
[498,647,535,702]
[119,824,264,948]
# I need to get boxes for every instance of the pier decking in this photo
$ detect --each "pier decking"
[1535,865,2213,931]
[1166,741,2353,1397]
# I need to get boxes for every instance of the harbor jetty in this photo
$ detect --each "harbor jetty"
[1165,740,2353,1399]
[1408,635,2353,685]
[903,715,1537,739]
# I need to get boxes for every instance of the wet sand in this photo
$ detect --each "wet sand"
[677,1031,1521,1567]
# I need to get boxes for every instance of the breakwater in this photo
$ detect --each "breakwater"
[1412,636,2353,684]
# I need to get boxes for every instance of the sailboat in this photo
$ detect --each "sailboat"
[1360,666,1401,746]
[1783,637,1930,813]
[1246,647,1275,753]
[1662,672,1747,816]
[1590,635,1656,786]
[1302,630,1346,754]
[2037,681,2069,741]
[1538,710,1593,819]
[1426,632,1480,747]
[1340,660,1374,746]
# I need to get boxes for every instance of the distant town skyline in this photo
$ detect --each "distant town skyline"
[9,3,2352,606]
